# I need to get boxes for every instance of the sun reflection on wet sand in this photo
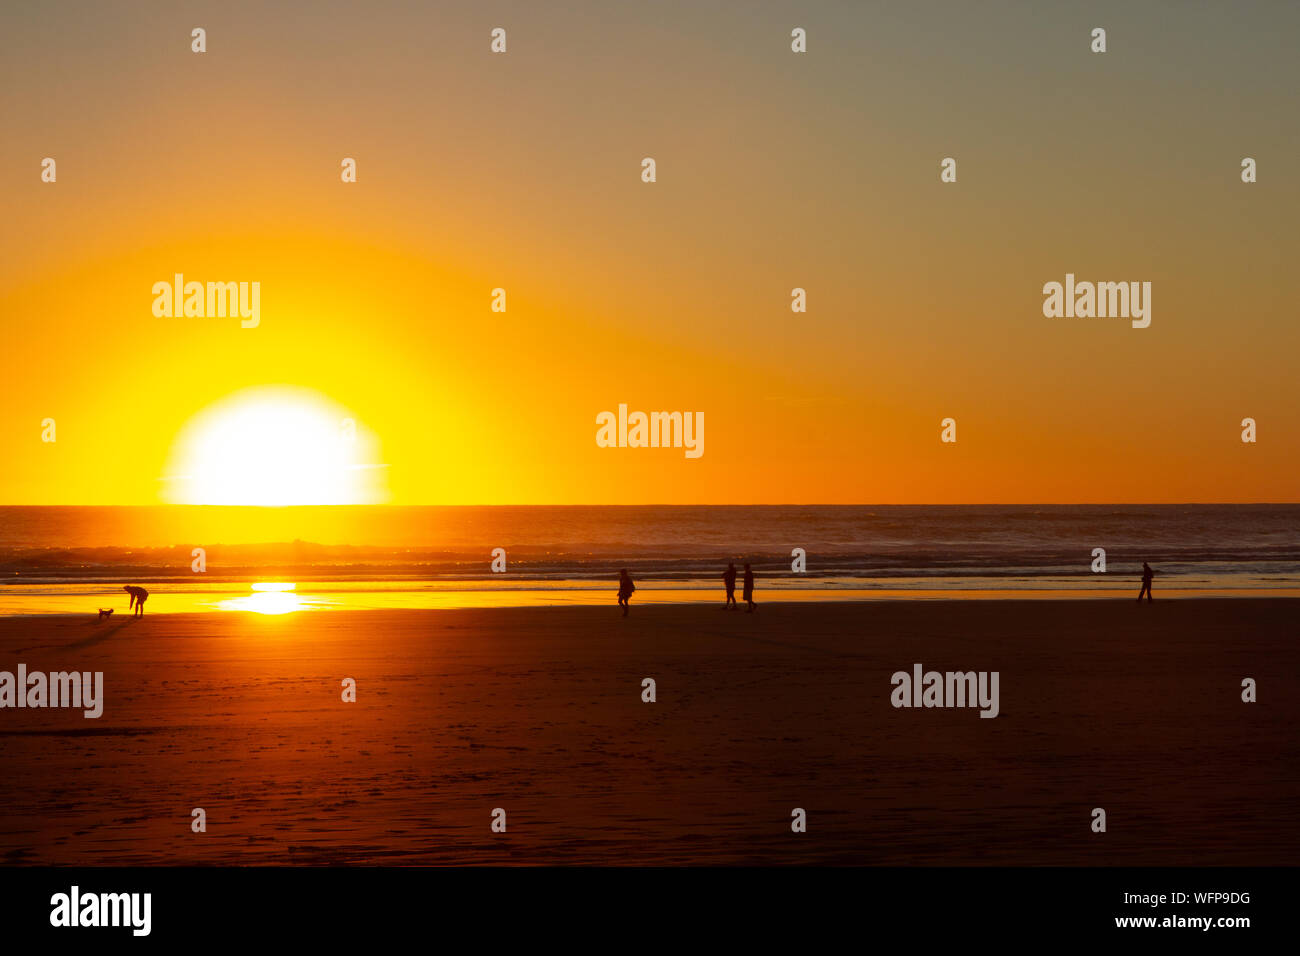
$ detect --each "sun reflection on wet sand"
[217,582,310,615]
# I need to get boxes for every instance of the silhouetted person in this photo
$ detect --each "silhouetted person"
[1137,562,1154,603]
[723,562,737,609]
[124,585,149,617]
[743,563,756,613]
[617,569,635,617]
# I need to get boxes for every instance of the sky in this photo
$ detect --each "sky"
[2,0,1298,504]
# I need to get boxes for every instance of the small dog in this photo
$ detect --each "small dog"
[97,608,114,621]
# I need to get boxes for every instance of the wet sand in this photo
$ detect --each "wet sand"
[0,600,1296,865]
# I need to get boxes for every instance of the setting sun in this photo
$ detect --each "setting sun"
[163,386,386,505]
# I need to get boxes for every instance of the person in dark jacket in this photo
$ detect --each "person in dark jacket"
[723,562,737,609]
[124,585,149,617]
[1137,562,1155,603]
[617,569,635,617]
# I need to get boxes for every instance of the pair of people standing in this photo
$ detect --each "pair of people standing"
[616,563,756,616]
[723,562,755,613]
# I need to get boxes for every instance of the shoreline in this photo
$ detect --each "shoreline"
[2,587,1300,618]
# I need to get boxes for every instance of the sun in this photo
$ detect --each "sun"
[164,386,387,505]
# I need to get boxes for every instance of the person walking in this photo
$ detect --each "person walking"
[723,562,737,609]
[1137,562,1155,603]
[617,569,635,617]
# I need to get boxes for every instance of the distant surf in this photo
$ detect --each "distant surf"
[1,505,1297,614]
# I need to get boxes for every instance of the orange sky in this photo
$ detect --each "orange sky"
[2,1,1297,503]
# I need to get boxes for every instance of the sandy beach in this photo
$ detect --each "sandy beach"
[1,599,1295,866]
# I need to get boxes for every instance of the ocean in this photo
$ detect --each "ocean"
[1,505,1297,614]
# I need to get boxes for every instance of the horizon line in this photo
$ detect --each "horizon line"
[3,502,1299,509]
